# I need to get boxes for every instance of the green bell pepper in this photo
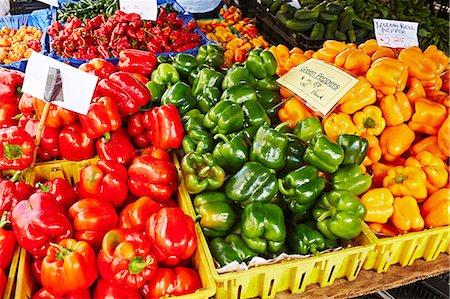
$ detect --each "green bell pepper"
[146,81,163,104]
[293,116,324,143]
[150,63,180,89]
[160,81,197,115]
[278,165,326,214]
[241,99,271,128]
[336,134,369,166]
[172,53,198,79]
[182,109,206,131]
[197,87,221,114]
[280,134,306,175]
[194,191,238,237]
[210,234,257,267]
[245,49,277,79]
[225,162,278,206]
[331,164,372,195]
[221,83,257,104]
[192,67,224,97]
[182,129,215,154]
[256,75,280,91]
[203,101,245,135]
[250,122,290,171]
[257,90,282,124]
[222,64,256,90]
[196,44,225,69]
[288,223,326,255]
[303,134,344,173]
[241,202,286,254]
[213,132,249,174]
[313,190,367,240]
[181,152,225,194]
[188,64,207,85]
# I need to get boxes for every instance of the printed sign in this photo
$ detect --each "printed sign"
[22,52,98,116]
[276,58,358,117]
[374,19,419,48]
[120,0,158,21]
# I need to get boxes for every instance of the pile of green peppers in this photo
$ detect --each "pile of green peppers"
[161,45,370,267]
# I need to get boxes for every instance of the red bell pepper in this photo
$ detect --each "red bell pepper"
[0,212,16,269]
[0,172,34,217]
[0,103,19,128]
[118,49,157,77]
[146,207,197,266]
[32,288,91,299]
[78,58,117,79]
[59,123,96,161]
[96,71,151,116]
[41,238,98,297]
[31,258,42,285]
[141,146,172,162]
[119,196,162,231]
[68,198,118,251]
[78,96,121,139]
[11,192,73,258]
[92,277,142,299]
[0,126,35,170]
[96,131,136,167]
[144,104,184,150]
[132,73,150,85]
[0,269,6,299]
[141,267,202,299]
[127,155,178,202]
[0,67,24,105]
[33,99,77,129]
[35,178,77,211]
[127,112,151,149]
[77,159,128,208]
[24,118,61,162]
[18,93,36,117]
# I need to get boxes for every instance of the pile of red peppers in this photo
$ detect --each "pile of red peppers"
[47,7,202,59]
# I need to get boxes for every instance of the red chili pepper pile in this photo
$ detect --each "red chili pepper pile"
[47,7,201,59]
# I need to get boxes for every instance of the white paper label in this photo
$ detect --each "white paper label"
[22,52,98,116]
[120,0,158,21]
[276,59,358,117]
[374,19,419,48]
[37,0,59,7]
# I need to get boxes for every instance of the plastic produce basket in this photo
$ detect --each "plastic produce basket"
[174,157,376,299]
[12,158,216,299]
[2,246,20,299]
[363,225,450,273]
[0,8,52,72]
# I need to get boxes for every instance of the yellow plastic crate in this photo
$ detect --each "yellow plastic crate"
[2,246,20,299]
[362,225,450,273]
[14,158,216,299]
[174,157,376,299]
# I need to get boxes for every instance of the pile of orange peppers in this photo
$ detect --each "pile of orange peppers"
[275,39,450,237]
[196,6,270,68]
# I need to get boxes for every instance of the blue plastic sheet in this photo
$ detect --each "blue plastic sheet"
[0,9,52,72]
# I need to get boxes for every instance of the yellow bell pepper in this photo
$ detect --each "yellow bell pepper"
[380,91,413,126]
[405,78,426,104]
[338,76,376,114]
[322,112,360,141]
[410,136,448,162]
[360,188,394,224]
[278,97,313,128]
[362,133,382,166]
[366,57,408,96]
[398,47,438,81]
[426,90,449,106]
[379,124,415,162]
[371,47,396,61]
[405,151,449,196]
[334,48,371,76]
[358,39,380,56]
[408,98,447,135]
[438,115,450,157]
[391,195,424,234]
[383,166,428,201]
[353,105,386,136]
[371,161,396,188]
[312,40,347,63]
[423,45,449,75]
[422,76,443,93]
[421,188,450,228]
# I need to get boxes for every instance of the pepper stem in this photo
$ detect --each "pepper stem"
[274,121,291,132]
[198,166,211,178]
[310,246,319,256]
[316,210,333,223]
[0,211,10,229]
[363,117,376,129]
[10,171,21,183]
[50,242,72,260]
[128,256,153,274]
[193,214,202,223]
[102,132,111,143]
[13,113,23,120]
[213,134,229,143]
[278,179,294,196]
[3,143,23,160]
[394,174,408,183]
[36,182,51,192]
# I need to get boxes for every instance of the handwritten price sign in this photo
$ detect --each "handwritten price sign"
[374,19,419,48]
[120,0,157,21]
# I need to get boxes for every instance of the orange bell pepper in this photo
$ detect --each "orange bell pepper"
[421,188,450,228]
[438,115,450,157]
[358,39,380,57]
[338,76,376,114]
[360,188,394,224]
[371,47,396,61]
[404,151,448,196]
[422,76,443,93]
[322,112,360,141]
[233,47,247,63]
[312,40,347,63]
[410,136,447,162]
[426,90,449,105]
[391,195,425,234]
[379,124,415,162]
[398,47,438,81]
[353,105,386,136]
[278,97,313,128]
[408,98,447,135]
[440,70,450,94]
[362,133,382,166]
[335,48,371,76]
[383,166,427,201]
[368,222,399,237]
[380,91,413,126]
[405,78,426,103]
[284,53,310,71]
[366,57,408,96]
[423,45,449,75]
[370,161,395,187]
